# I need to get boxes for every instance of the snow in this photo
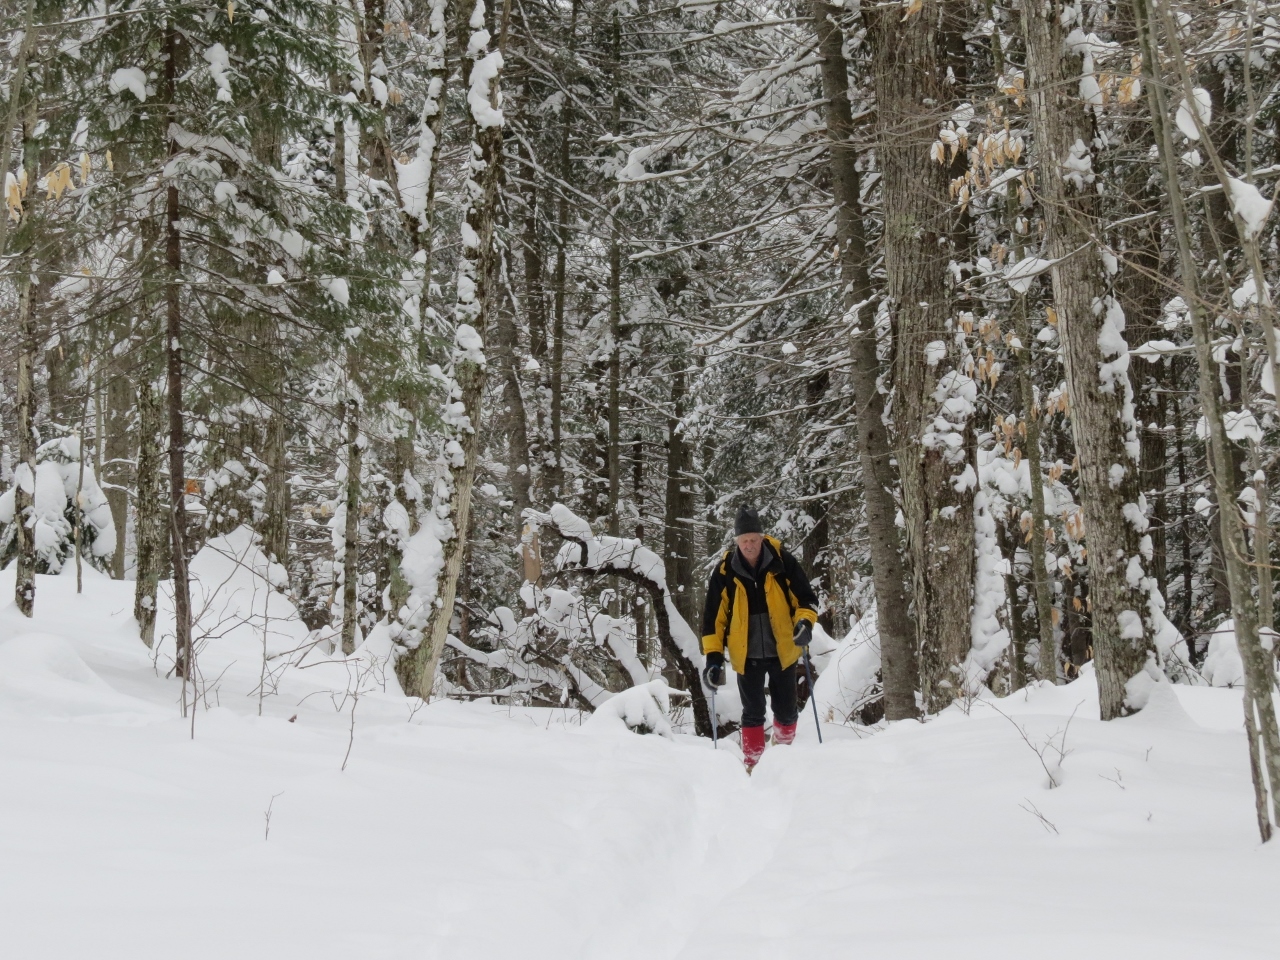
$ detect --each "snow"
[1,573,1278,958]
[203,43,233,103]
[0,440,117,569]
[395,153,431,225]
[1004,257,1051,294]
[967,488,1011,686]
[1196,411,1263,444]
[3,573,1279,957]
[454,322,486,366]
[584,679,677,738]
[812,612,880,723]
[320,276,350,306]
[1233,275,1262,309]
[619,145,657,183]
[1132,339,1182,361]
[1061,138,1094,190]
[1202,620,1245,687]
[1175,87,1211,140]
[108,67,147,102]
[468,51,505,130]
[1228,176,1273,240]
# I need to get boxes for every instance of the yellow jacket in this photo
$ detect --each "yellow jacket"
[701,535,819,673]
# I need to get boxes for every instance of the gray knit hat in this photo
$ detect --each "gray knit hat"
[734,505,763,537]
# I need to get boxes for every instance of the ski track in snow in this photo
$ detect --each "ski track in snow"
[1,568,1278,959]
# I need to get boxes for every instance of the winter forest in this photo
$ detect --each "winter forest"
[3,0,1280,955]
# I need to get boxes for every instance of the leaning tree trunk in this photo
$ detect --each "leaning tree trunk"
[1131,0,1280,841]
[530,506,713,738]
[395,0,506,700]
[811,0,918,719]
[869,0,974,714]
[1023,0,1158,719]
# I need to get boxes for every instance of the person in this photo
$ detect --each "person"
[701,505,819,771]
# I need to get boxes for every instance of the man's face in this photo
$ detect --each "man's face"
[736,533,763,565]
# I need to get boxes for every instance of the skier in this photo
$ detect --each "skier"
[701,505,820,771]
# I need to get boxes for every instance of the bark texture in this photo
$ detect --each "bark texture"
[810,0,918,718]
[164,91,193,685]
[869,0,973,714]
[134,378,165,646]
[1023,0,1154,718]
[340,394,362,655]
[396,2,506,699]
[14,266,36,617]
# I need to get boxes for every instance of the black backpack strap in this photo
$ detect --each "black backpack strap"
[720,550,736,633]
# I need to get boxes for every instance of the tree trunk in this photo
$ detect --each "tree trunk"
[134,377,165,646]
[1131,0,1280,838]
[810,0,918,718]
[14,265,36,617]
[340,393,361,655]
[868,0,972,714]
[104,360,134,580]
[261,398,290,564]
[1012,295,1058,683]
[998,520,1028,692]
[494,275,532,527]
[0,0,36,262]
[605,7,623,552]
[632,433,650,663]
[546,0,579,504]
[1023,0,1157,718]
[165,24,193,685]
[804,363,831,627]
[664,367,696,628]
[396,0,507,700]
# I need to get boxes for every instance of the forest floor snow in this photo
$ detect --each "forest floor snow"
[1,566,1278,959]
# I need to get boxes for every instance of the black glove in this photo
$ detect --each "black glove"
[793,620,813,648]
[703,651,726,688]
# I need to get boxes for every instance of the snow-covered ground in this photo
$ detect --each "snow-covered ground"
[2,562,1278,959]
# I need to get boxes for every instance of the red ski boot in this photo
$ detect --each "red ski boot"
[772,721,797,746]
[741,724,766,772]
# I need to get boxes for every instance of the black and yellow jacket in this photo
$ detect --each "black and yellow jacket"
[701,535,819,674]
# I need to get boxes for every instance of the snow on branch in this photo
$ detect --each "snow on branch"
[525,504,714,738]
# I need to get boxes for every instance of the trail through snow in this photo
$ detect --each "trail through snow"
[1,567,1277,959]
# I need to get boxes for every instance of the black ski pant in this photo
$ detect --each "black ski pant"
[738,656,798,728]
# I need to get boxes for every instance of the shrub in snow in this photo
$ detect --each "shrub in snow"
[583,679,678,738]
[1201,621,1244,688]
[0,436,116,575]
[812,612,884,725]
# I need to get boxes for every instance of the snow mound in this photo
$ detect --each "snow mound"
[1123,673,1200,730]
[812,612,881,724]
[179,525,309,658]
[584,679,677,738]
[1202,620,1244,688]
[0,633,153,717]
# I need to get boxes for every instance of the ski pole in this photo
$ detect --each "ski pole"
[803,649,823,744]
[710,686,718,749]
